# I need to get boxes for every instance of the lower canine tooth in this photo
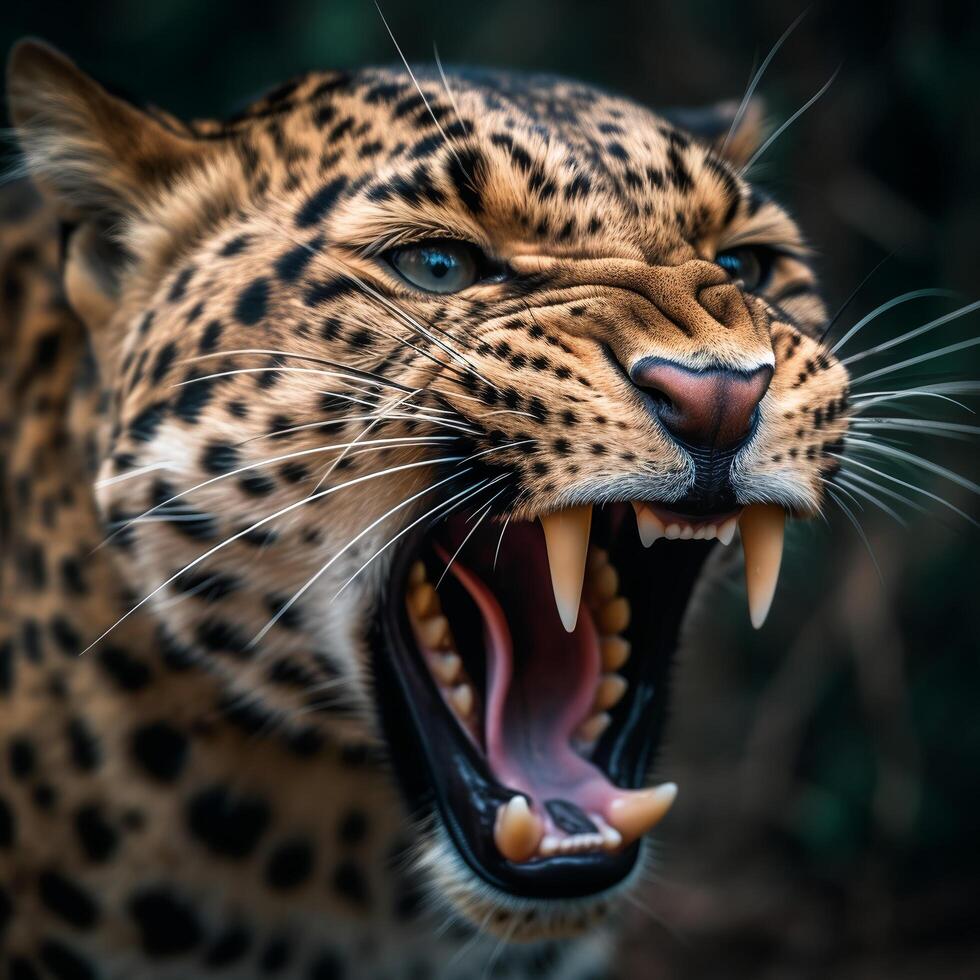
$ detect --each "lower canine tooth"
[576,712,611,744]
[739,503,786,629]
[540,505,593,633]
[594,674,628,711]
[597,597,630,634]
[494,796,543,863]
[606,783,678,844]
[450,684,474,717]
[632,502,665,547]
[600,636,630,671]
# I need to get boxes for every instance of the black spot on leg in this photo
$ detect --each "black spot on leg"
[130,722,189,782]
[38,870,101,929]
[265,838,315,890]
[204,926,252,967]
[73,805,120,863]
[128,887,203,957]
[332,860,370,907]
[309,950,345,980]
[38,940,98,980]
[234,278,270,326]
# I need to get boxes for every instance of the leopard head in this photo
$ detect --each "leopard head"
[8,40,850,939]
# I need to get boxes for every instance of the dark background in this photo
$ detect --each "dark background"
[2,2,978,976]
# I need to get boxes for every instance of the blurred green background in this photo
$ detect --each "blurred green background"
[2,1,978,976]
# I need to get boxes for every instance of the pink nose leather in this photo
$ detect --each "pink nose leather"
[631,360,773,450]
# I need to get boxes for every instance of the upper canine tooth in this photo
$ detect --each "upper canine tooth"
[540,505,593,633]
[494,796,543,863]
[739,503,786,629]
[632,502,665,547]
[605,783,678,845]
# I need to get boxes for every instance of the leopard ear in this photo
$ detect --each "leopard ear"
[661,98,766,169]
[7,38,212,219]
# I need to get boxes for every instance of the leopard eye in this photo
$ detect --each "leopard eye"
[715,245,774,292]
[388,240,482,294]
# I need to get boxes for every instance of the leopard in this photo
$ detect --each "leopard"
[0,36,852,980]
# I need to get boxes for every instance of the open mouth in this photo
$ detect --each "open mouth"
[374,499,785,899]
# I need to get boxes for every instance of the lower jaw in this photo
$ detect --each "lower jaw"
[372,505,716,901]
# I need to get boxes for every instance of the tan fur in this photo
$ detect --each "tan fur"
[0,40,850,978]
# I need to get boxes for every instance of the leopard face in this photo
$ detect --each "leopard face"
[9,42,850,940]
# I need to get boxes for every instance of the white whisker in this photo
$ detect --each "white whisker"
[829,289,956,355]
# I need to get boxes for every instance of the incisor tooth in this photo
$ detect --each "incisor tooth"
[632,502,665,547]
[739,503,785,629]
[494,796,543,863]
[606,783,678,844]
[576,712,611,744]
[594,674,628,711]
[450,684,474,717]
[597,597,630,634]
[418,615,451,650]
[600,636,631,671]
[540,505,592,633]
[665,523,681,540]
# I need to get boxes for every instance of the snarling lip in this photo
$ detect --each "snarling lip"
[373,500,786,899]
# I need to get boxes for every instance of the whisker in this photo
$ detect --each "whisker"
[374,2,468,174]
[94,436,456,551]
[492,514,512,572]
[182,347,416,394]
[828,288,956,355]
[81,454,465,652]
[722,9,809,154]
[843,434,980,495]
[832,475,906,524]
[95,460,174,489]
[826,485,884,585]
[848,335,980,388]
[829,452,978,526]
[836,469,928,517]
[841,297,980,367]
[435,486,509,589]
[850,418,980,440]
[742,66,840,174]
[256,469,485,641]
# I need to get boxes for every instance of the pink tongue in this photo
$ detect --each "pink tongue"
[444,543,622,818]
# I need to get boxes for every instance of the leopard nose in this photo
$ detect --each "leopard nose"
[630,358,773,451]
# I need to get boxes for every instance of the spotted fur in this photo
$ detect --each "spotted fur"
[0,40,850,978]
